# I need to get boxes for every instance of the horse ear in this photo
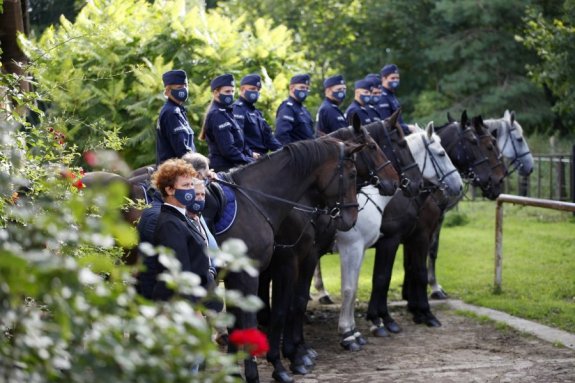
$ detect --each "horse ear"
[510,110,516,125]
[461,110,468,128]
[389,108,400,128]
[471,116,482,134]
[447,111,455,123]
[352,113,362,134]
[425,121,435,138]
[345,141,366,156]
[503,109,511,120]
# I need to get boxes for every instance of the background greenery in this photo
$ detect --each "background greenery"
[318,200,575,334]
[18,0,575,169]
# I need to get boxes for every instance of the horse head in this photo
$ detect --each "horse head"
[406,122,463,197]
[313,138,364,231]
[363,109,424,197]
[436,110,494,198]
[485,110,534,177]
[469,115,506,199]
[328,114,399,196]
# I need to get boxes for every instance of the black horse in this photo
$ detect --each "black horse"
[259,111,425,382]
[365,113,507,339]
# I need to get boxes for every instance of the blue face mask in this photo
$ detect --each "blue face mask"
[171,88,188,103]
[174,188,195,207]
[371,95,381,105]
[294,89,308,102]
[187,199,205,214]
[219,93,234,106]
[360,94,372,105]
[388,80,400,90]
[332,90,346,103]
[244,90,259,103]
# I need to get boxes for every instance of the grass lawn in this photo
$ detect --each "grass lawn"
[317,200,575,334]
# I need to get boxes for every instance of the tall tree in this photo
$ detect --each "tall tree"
[520,0,575,134]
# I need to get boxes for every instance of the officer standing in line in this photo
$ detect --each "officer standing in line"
[233,74,282,155]
[345,79,375,126]
[274,74,315,144]
[380,64,410,135]
[156,69,196,165]
[316,74,348,135]
[198,73,256,172]
[365,73,383,121]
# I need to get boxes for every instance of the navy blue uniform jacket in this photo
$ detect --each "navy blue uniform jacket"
[274,96,314,144]
[205,100,254,172]
[149,204,210,302]
[345,100,375,126]
[156,99,195,165]
[233,97,282,154]
[377,88,410,135]
[316,98,347,135]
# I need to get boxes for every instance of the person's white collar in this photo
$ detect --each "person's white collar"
[165,202,187,217]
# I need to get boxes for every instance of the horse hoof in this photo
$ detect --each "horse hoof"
[340,339,362,351]
[301,354,314,368]
[371,326,390,337]
[290,363,308,375]
[355,333,368,346]
[272,371,294,383]
[306,347,318,360]
[425,316,442,328]
[384,320,402,334]
[318,295,335,305]
[430,290,448,300]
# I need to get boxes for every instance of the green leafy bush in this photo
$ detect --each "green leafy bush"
[21,0,309,167]
[1,59,260,382]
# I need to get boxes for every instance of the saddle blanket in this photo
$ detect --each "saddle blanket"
[214,180,238,235]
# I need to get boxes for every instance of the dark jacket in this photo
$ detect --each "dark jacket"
[316,98,347,135]
[377,88,410,135]
[148,204,210,301]
[205,100,254,172]
[233,97,282,154]
[274,96,315,144]
[345,100,375,126]
[156,99,195,165]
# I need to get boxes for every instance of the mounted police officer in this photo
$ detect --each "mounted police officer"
[156,69,195,165]
[198,73,256,172]
[379,64,410,135]
[316,74,347,135]
[364,73,383,121]
[233,74,282,155]
[345,79,375,126]
[274,74,314,144]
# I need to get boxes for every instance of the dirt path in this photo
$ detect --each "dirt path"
[256,301,575,383]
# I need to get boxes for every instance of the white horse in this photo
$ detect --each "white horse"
[484,110,534,176]
[335,122,462,351]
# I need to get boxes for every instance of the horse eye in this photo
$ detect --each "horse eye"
[517,137,524,142]
[471,138,478,145]
[438,151,446,157]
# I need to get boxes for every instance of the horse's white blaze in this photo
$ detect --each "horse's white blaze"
[336,186,393,334]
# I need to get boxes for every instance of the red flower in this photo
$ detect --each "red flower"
[61,169,75,180]
[83,151,98,167]
[228,328,269,357]
[72,179,84,190]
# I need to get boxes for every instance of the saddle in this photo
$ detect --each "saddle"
[203,180,228,235]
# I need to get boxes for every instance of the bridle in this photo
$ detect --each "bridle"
[440,124,489,185]
[419,134,459,192]
[499,121,531,176]
[214,141,359,233]
[355,141,395,190]
[379,122,419,192]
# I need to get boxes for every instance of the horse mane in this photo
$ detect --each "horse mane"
[284,138,342,177]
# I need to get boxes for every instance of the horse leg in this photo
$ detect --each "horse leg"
[366,235,402,335]
[266,251,296,383]
[225,271,260,383]
[404,233,441,328]
[257,266,272,329]
[313,262,334,304]
[283,249,318,375]
[428,216,448,300]
[338,240,366,351]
